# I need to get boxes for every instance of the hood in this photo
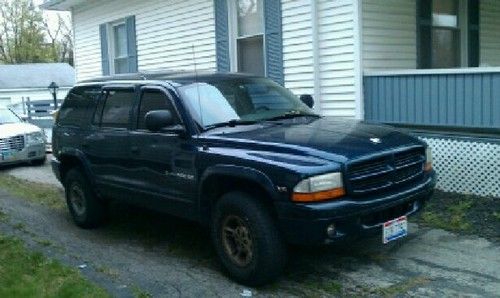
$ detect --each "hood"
[206,117,423,161]
[0,122,42,139]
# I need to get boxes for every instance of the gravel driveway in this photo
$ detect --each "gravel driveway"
[3,155,61,188]
[1,163,499,297]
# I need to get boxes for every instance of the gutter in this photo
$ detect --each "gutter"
[40,0,86,11]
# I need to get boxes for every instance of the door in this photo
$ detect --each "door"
[83,85,137,197]
[128,86,197,217]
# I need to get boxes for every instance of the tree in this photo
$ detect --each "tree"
[43,12,73,65]
[0,0,73,65]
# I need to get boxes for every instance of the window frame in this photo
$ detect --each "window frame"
[418,0,478,69]
[227,0,267,75]
[108,20,128,75]
[134,85,184,132]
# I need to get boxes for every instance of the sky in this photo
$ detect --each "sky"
[33,0,72,34]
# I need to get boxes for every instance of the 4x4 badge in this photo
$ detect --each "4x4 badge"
[370,138,381,144]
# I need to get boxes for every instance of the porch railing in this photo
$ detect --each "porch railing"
[363,68,500,131]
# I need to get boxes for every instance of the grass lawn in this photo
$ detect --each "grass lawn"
[0,234,109,298]
[0,174,65,209]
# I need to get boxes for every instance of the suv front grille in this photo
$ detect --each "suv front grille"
[0,135,25,152]
[346,147,425,196]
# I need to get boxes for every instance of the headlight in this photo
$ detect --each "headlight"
[425,147,432,171]
[26,132,45,145]
[292,172,345,202]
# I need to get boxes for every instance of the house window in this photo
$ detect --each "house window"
[228,0,265,76]
[214,0,284,85]
[431,0,460,68]
[99,16,138,75]
[418,0,479,69]
[112,22,129,74]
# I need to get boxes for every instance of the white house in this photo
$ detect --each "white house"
[0,63,75,111]
[42,0,500,198]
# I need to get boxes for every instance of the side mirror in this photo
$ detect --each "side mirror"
[300,94,314,108]
[20,115,30,122]
[145,110,175,132]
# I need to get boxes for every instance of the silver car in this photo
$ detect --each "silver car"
[0,107,46,166]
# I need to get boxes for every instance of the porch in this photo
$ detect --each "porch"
[363,68,500,198]
[363,68,500,135]
[360,0,500,198]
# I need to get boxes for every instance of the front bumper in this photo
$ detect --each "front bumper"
[276,171,436,245]
[0,143,46,166]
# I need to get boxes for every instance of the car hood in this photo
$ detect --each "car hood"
[0,122,42,138]
[205,117,424,162]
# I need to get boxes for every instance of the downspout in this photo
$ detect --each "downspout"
[353,0,364,119]
[311,0,321,113]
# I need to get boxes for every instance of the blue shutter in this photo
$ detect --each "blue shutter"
[264,0,284,85]
[214,0,230,72]
[126,16,138,73]
[99,24,110,75]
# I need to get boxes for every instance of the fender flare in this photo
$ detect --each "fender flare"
[57,148,96,186]
[198,165,279,222]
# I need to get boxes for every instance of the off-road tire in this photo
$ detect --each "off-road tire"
[211,191,287,286]
[64,168,107,229]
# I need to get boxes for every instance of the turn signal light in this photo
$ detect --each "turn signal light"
[292,187,346,203]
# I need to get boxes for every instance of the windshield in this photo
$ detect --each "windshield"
[176,77,316,128]
[0,109,22,125]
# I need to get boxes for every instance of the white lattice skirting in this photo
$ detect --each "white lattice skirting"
[419,135,500,198]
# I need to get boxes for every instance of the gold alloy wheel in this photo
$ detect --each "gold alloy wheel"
[221,215,254,267]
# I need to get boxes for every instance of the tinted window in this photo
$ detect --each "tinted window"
[137,89,178,130]
[58,87,100,126]
[100,90,135,128]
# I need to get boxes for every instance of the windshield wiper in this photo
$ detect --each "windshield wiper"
[265,110,319,121]
[204,119,258,131]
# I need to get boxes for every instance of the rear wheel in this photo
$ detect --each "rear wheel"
[64,168,107,229]
[211,192,287,286]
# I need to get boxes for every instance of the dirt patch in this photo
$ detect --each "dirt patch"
[417,190,500,242]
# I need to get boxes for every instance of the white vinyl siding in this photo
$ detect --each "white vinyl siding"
[480,0,500,66]
[72,0,216,81]
[282,0,358,118]
[317,0,357,117]
[281,0,315,97]
[362,0,417,71]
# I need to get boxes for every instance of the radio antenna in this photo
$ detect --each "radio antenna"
[192,45,204,130]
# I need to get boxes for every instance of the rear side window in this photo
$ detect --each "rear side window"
[58,87,100,126]
[99,89,135,128]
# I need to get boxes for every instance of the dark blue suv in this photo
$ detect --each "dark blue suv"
[52,71,436,285]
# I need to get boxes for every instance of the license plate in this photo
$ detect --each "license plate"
[1,151,13,161]
[382,216,408,244]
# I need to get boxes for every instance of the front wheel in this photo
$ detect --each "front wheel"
[211,192,287,286]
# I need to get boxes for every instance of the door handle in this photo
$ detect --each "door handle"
[131,146,139,154]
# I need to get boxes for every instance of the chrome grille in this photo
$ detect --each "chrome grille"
[347,147,425,196]
[0,135,25,152]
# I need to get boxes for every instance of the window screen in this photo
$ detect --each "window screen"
[137,89,178,130]
[100,90,134,128]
